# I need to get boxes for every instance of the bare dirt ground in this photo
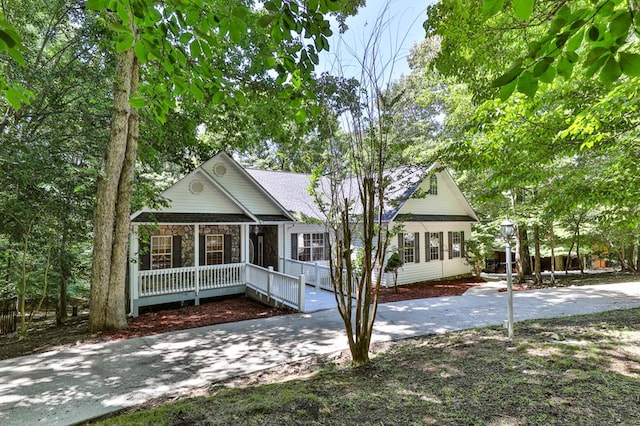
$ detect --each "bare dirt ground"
[0,277,483,360]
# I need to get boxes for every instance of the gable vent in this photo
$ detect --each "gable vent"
[189,180,204,194]
[213,163,227,177]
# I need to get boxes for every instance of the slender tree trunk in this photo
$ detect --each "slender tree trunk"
[57,225,69,325]
[625,244,636,272]
[577,227,583,274]
[89,43,137,332]
[549,222,556,285]
[565,241,574,274]
[635,242,640,272]
[533,223,542,285]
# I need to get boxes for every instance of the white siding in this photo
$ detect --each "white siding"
[201,156,283,215]
[398,171,469,216]
[151,171,243,214]
[387,221,473,286]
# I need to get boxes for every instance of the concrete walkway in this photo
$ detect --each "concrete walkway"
[1,281,640,425]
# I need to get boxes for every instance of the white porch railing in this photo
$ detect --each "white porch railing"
[199,263,245,290]
[136,262,304,312]
[139,266,197,297]
[246,264,305,311]
[282,258,333,292]
[282,258,366,297]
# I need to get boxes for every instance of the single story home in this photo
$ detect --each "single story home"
[128,152,478,315]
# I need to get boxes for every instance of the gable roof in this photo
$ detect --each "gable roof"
[133,152,477,225]
[131,152,294,224]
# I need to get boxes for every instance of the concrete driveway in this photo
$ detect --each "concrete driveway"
[1,281,639,425]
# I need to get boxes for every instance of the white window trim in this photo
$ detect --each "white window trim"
[151,235,172,270]
[206,234,224,265]
[430,233,440,261]
[403,233,415,264]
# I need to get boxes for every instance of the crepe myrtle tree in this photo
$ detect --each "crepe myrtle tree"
[310,3,415,366]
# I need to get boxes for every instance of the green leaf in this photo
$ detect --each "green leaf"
[295,109,306,123]
[516,70,538,98]
[85,0,110,11]
[482,0,505,18]
[128,94,146,108]
[533,57,553,77]
[5,86,22,109]
[116,32,134,52]
[556,55,574,79]
[513,0,533,20]
[307,0,319,12]
[492,60,523,87]
[619,52,640,77]
[0,29,17,48]
[538,65,556,83]
[609,11,631,37]
[134,39,148,63]
[599,55,621,85]
[499,79,517,101]
[566,28,584,52]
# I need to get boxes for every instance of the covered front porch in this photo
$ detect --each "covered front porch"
[128,219,339,316]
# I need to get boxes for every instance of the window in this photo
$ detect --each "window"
[402,233,415,263]
[296,233,327,262]
[151,236,172,269]
[451,231,462,258]
[428,174,438,195]
[206,234,224,265]
[429,233,440,261]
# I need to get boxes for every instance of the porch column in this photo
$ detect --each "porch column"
[242,223,250,264]
[129,224,139,317]
[278,223,285,273]
[194,223,200,305]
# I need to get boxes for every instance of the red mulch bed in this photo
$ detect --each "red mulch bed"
[103,277,485,341]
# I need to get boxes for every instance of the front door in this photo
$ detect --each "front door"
[250,233,265,267]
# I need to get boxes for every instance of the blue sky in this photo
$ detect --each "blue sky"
[318,1,431,83]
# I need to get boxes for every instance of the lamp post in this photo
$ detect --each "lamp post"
[500,219,516,339]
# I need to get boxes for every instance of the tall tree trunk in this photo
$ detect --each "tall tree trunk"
[57,225,69,325]
[576,227,583,274]
[625,244,636,272]
[533,223,542,285]
[549,222,556,285]
[636,243,640,273]
[516,224,531,281]
[565,241,574,274]
[89,43,137,332]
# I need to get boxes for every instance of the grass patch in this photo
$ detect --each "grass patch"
[96,308,640,425]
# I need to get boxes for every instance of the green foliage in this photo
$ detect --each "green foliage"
[485,0,640,98]
[384,252,403,273]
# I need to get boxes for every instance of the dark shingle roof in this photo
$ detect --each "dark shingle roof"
[395,214,478,222]
[132,213,254,223]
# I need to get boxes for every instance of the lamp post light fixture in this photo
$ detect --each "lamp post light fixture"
[500,219,516,339]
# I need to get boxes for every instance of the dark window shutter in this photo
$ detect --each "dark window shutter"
[199,235,206,265]
[291,233,298,260]
[172,236,182,268]
[461,231,465,258]
[324,232,330,260]
[414,232,420,263]
[140,237,150,270]
[425,232,430,262]
[398,233,404,251]
[439,232,444,261]
[448,232,453,259]
[224,234,232,264]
